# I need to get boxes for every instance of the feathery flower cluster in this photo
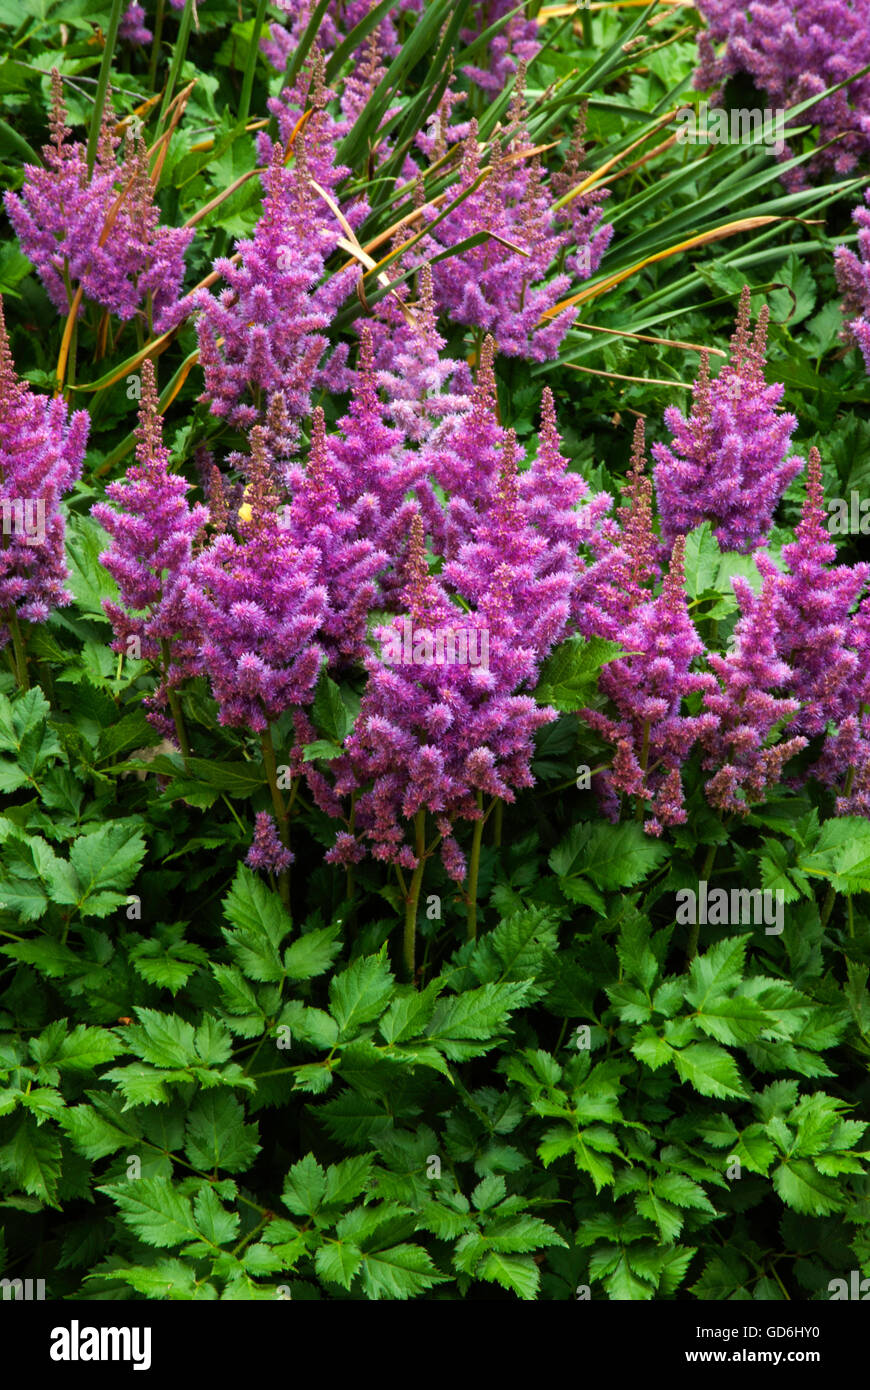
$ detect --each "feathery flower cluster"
[120,3,152,45]
[459,0,541,94]
[834,188,870,373]
[585,537,718,834]
[287,406,387,668]
[419,80,576,361]
[194,140,336,437]
[652,288,802,552]
[189,428,327,732]
[246,812,295,874]
[769,447,870,736]
[695,0,870,187]
[92,358,206,734]
[551,104,614,283]
[4,72,192,332]
[0,299,88,643]
[702,567,807,813]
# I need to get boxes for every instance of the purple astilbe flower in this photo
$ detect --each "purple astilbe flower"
[92,358,207,738]
[327,324,427,573]
[443,428,573,667]
[420,82,576,361]
[189,427,327,732]
[246,812,295,874]
[551,103,614,283]
[120,3,152,44]
[702,565,807,814]
[374,263,473,446]
[519,385,619,638]
[770,447,870,736]
[834,188,870,373]
[575,419,659,641]
[262,0,419,67]
[4,73,192,332]
[583,536,719,834]
[195,139,334,437]
[460,0,541,94]
[695,0,870,189]
[0,298,88,652]
[288,406,387,667]
[424,334,506,557]
[652,288,803,553]
[325,511,556,881]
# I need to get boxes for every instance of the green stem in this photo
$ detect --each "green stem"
[635,719,651,822]
[7,610,29,691]
[158,0,195,130]
[147,0,166,89]
[238,0,268,126]
[260,726,291,909]
[821,764,857,929]
[686,842,718,965]
[86,0,124,176]
[160,640,190,766]
[403,810,427,983]
[466,791,485,942]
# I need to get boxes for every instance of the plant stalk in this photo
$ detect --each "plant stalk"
[403,809,427,983]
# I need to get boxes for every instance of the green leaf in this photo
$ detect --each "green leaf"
[222,865,293,982]
[358,1243,445,1300]
[185,1094,260,1174]
[550,822,668,891]
[0,1117,62,1206]
[99,1178,199,1248]
[283,923,342,981]
[68,824,147,916]
[672,1044,747,1099]
[534,634,622,711]
[329,953,395,1038]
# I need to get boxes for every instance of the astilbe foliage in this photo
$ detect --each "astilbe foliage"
[4,71,192,332]
[695,0,870,187]
[0,298,88,645]
[585,536,718,834]
[834,188,870,373]
[652,288,802,553]
[189,427,327,732]
[92,358,206,736]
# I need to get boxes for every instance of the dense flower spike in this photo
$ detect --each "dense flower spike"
[0,298,88,647]
[770,447,869,735]
[460,0,541,94]
[420,86,577,361]
[189,428,327,732]
[551,104,614,282]
[194,140,335,436]
[702,566,807,813]
[695,0,870,187]
[120,3,152,44]
[652,289,802,552]
[327,511,557,879]
[246,812,295,874]
[834,188,870,373]
[288,407,387,667]
[92,358,206,735]
[4,72,192,331]
[585,537,718,833]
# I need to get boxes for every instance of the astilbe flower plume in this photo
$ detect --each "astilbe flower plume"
[120,3,152,44]
[695,0,870,188]
[575,419,658,642]
[766,447,869,736]
[460,0,541,94]
[195,138,338,437]
[652,288,802,552]
[4,72,192,331]
[92,358,206,737]
[246,811,294,874]
[702,566,807,813]
[288,406,387,668]
[326,509,558,881]
[0,298,88,653]
[834,188,870,373]
[420,78,576,361]
[584,536,718,834]
[189,427,327,732]
[551,104,614,283]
